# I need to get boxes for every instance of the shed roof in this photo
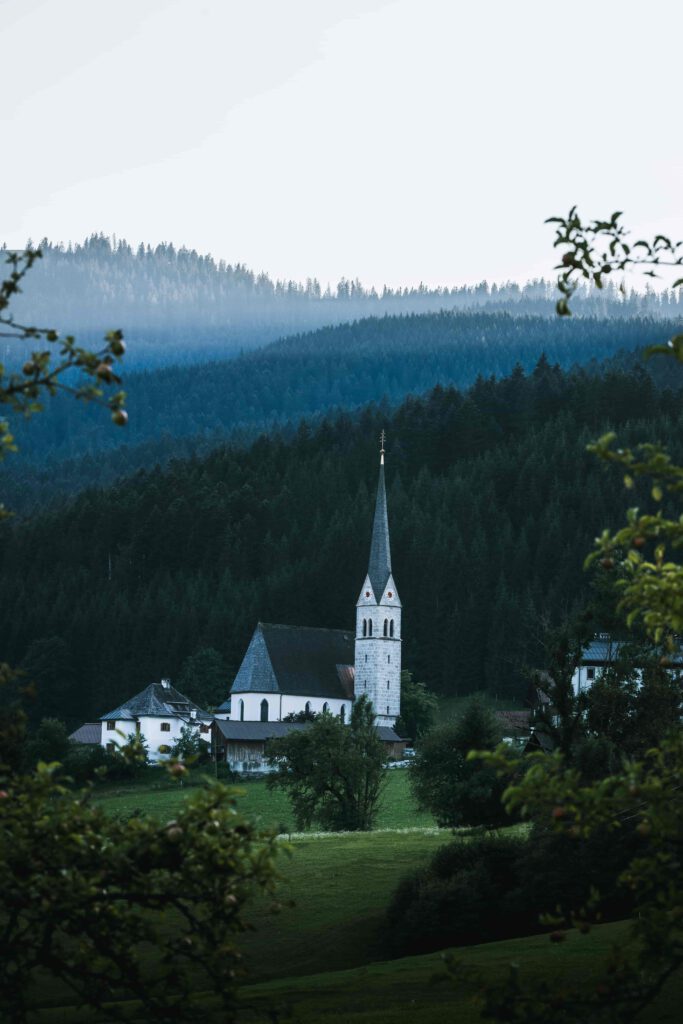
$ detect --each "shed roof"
[230,623,355,700]
[214,719,404,744]
[100,681,211,722]
[69,722,102,744]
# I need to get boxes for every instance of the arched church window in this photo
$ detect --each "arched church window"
[387,680,390,689]
[386,705,390,716]
[323,702,329,713]
[368,620,373,637]
[239,699,244,722]
[340,705,346,724]
[305,701,311,714]
[387,654,390,664]
[362,619,367,637]
[383,619,388,636]
[390,619,394,637]
[260,699,268,723]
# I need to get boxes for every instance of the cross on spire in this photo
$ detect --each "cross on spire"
[380,429,386,464]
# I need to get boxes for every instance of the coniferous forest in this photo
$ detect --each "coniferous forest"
[2,356,679,728]
[6,236,682,368]
[4,309,680,513]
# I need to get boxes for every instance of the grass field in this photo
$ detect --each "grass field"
[93,766,436,832]
[25,827,682,1023]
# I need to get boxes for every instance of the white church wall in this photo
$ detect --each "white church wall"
[232,692,350,722]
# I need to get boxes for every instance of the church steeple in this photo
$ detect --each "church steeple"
[355,434,402,728]
[367,456,392,603]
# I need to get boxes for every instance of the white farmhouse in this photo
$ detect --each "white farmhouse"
[99,679,212,762]
[571,633,683,695]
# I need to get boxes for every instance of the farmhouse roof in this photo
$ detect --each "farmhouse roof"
[214,719,404,743]
[582,635,683,665]
[69,722,102,744]
[230,623,355,700]
[100,681,212,722]
[367,460,392,602]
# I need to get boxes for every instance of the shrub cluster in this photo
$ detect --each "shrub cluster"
[385,827,639,957]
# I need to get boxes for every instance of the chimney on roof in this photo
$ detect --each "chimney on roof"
[161,678,171,689]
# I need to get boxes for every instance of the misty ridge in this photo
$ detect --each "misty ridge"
[4,235,683,369]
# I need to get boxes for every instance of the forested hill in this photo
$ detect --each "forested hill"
[7,311,678,478]
[3,358,681,727]
[5,237,682,368]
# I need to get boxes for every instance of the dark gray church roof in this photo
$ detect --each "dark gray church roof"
[100,682,212,722]
[230,623,354,700]
[367,462,392,601]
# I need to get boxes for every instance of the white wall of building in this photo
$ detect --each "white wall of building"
[571,665,645,696]
[101,716,211,762]
[231,691,350,723]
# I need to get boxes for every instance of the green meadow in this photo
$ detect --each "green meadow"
[25,814,682,1023]
[93,766,436,832]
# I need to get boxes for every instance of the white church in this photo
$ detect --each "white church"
[212,443,407,769]
[87,444,407,769]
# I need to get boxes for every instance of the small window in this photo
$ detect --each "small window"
[106,741,115,753]
[365,654,368,663]
[239,699,245,722]
[362,619,367,637]
[587,668,595,680]
[160,722,171,732]
[386,705,390,715]
[260,699,269,723]
[387,654,390,664]
[368,620,373,637]
[383,619,388,637]
[387,680,390,689]
[323,702,329,713]
[390,620,394,637]
[340,705,346,724]
[305,701,311,714]
[106,720,116,731]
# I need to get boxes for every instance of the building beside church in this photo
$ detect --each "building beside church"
[215,446,406,769]
[98,679,212,762]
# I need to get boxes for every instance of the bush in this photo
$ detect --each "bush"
[386,827,639,958]
[409,699,509,828]
[386,835,527,956]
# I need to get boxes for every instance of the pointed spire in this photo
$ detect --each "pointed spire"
[367,437,392,601]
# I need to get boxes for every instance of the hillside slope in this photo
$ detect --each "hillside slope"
[2,359,680,724]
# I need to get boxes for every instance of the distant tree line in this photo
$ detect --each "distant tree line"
[2,356,681,727]
[4,235,681,370]
[4,309,680,512]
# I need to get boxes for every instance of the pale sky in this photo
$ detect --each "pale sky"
[2,0,682,289]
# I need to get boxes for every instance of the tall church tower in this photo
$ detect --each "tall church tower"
[355,436,401,727]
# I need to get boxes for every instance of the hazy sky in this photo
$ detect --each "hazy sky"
[3,0,682,289]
